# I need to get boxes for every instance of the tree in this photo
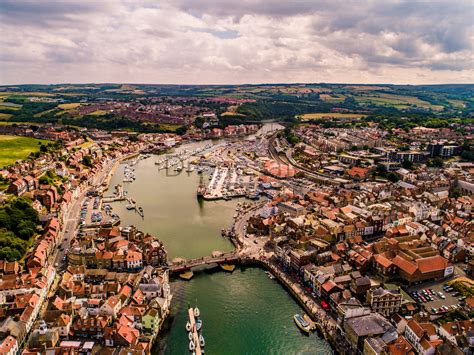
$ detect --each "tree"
[375,164,387,176]
[387,172,400,183]
[402,159,413,170]
[82,155,93,167]
[427,157,444,168]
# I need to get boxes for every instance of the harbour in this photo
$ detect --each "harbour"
[105,132,332,354]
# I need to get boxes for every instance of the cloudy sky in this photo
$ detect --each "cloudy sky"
[0,0,473,85]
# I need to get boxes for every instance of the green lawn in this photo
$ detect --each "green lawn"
[0,135,49,167]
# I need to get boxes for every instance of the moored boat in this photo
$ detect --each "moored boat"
[179,271,194,280]
[220,264,235,272]
[196,319,202,331]
[186,321,191,332]
[189,340,195,352]
[293,313,311,334]
[265,271,275,280]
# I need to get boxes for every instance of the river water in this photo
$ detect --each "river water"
[107,135,332,354]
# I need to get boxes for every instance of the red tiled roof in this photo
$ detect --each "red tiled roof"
[416,255,448,274]
[392,256,417,275]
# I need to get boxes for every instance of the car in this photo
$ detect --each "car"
[431,307,438,313]
[321,301,329,309]
[54,262,59,267]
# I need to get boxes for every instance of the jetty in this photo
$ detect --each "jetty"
[103,184,126,202]
[187,307,203,355]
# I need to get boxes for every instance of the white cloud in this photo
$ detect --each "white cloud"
[0,0,472,84]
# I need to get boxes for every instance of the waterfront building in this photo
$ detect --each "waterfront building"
[367,287,402,317]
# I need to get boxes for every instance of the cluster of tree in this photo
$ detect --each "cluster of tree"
[82,155,93,167]
[426,157,444,168]
[39,170,64,194]
[236,100,332,121]
[0,197,39,261]
[461,141,474,162]
[374,164,399,183]
[284,126,300,145]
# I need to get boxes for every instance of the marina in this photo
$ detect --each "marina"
[105,132,332,354]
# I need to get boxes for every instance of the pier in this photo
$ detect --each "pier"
[187,307,203,355]
[103,184,126,202]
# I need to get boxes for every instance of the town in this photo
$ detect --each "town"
[0,111,472,355]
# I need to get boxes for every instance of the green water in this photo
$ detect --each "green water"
[107,138,332,354]
[162,268,333,355]
[106,140,236,259]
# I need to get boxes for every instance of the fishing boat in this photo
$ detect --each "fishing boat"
[293,314,311,334]
[125,204,135,210]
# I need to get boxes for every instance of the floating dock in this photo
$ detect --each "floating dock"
[187,307,203,355]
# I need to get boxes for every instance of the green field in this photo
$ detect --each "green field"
[57,103,81,109]
[354,93,444,110]
[297,112,367,120]
[0,135,49,167]
[0,113,12,120]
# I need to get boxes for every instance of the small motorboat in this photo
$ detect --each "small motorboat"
[188,332,193,341]
[189,340,195,352]
[186,321,191,332]
[194,307,200,318]
[196,319,202,331]
[200,334,205,347]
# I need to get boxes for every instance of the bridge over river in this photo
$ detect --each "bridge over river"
[169,251,240,273]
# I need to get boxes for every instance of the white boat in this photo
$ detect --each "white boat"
[189,340,195,352]
[194,307,200,318]
[188,332,193,341]
[186,321,191,331]
[200,334,205,347]
[265,271,275,280]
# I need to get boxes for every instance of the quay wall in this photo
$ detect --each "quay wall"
[240,257,339,351]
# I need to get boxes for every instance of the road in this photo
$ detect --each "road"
[53,156,128,270]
